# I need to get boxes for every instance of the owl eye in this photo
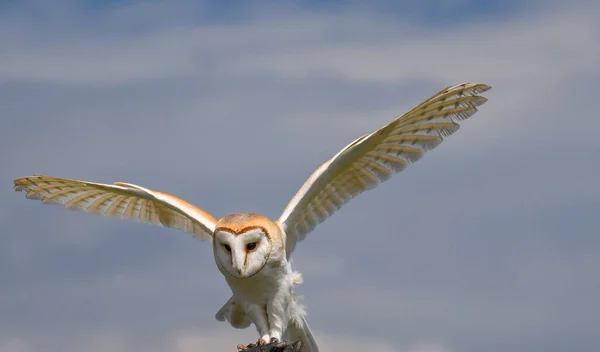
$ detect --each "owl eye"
[246,242,257,251]
[223,244,231,252]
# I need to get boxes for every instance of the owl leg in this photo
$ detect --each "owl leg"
[246,304,270,345]
[266,292,288,342]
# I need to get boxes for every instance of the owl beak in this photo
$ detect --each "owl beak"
[232,248,246,277]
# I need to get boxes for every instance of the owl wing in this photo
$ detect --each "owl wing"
[215,296,252,329]
[277,82,491,256]
[14,175,217,240]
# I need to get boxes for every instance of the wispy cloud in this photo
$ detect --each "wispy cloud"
[1,327,444,352]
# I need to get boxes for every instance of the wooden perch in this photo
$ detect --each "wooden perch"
[237,340,303,352]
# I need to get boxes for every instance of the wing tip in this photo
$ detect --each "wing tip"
[477,83,492,92]
[446,82,491,95]
[13,175,51,187]
[14,176,34,192]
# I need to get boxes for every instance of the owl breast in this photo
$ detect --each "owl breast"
[225,259,292,304]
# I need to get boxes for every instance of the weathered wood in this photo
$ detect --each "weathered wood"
[237,340,303,352]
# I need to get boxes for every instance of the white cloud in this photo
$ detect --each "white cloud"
[401,342,451,352]
[69,331,131,352]
[163,327,256,352]
[239,12,600,85]
[2,327,435,352]
[124,328,448,352]
[316,333,451,352]
[2,0,598,173]
[2,1,598,91]
[0,337,29,352]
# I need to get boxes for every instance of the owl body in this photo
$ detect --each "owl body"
[220,255,306,343]
[13,83,491,352]
[212,213,309,344]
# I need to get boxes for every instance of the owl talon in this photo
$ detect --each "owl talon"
[257,338,268,346]
[270,337,279,344]
[237,344,248,351]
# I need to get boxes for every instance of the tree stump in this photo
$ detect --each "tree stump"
[237,340,303,352]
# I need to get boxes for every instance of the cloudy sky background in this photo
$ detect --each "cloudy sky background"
[1,0,599,351]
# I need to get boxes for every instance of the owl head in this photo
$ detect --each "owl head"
[213,213,285,279]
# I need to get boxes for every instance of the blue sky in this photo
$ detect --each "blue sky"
[1,0,599,351]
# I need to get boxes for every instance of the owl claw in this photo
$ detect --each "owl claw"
[257,338,269,346]
[237,344,248,351]
[270,337,279,344]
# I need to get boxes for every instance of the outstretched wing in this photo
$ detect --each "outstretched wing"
[14,175,217,240]
[278,82,491,255]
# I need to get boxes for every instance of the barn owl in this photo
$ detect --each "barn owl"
[13,82,490,352]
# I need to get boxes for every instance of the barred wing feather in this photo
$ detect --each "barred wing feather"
[278,82,491,256]
[14,175,216,240]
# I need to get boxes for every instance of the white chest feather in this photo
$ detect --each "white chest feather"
[225,260,295,304]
